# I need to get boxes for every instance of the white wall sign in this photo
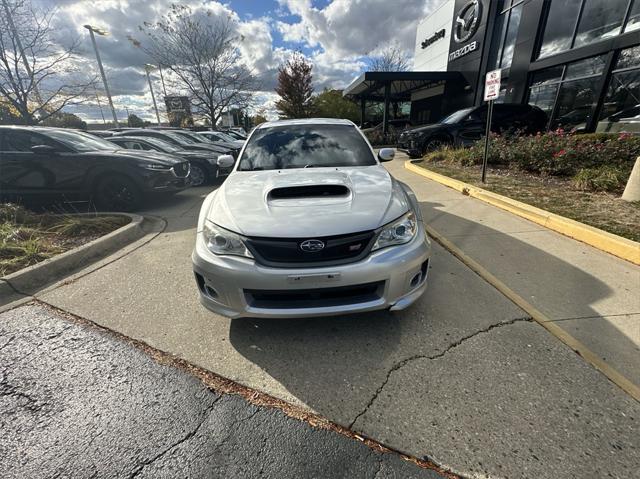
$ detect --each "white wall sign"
[484,69,501,101]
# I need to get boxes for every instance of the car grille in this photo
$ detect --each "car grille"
[245,230,377,268]
[244,281,384,309]
[172,162,190,178]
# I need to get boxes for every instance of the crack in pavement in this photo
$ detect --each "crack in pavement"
[128,395,222,478]
[349,317,532,429]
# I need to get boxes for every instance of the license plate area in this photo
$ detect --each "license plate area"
[287,272,341,285]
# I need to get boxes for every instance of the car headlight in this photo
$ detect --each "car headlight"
[138,161,170,170]
[202,221,253,258]
[372,211,418,251]
[207,155,219,165]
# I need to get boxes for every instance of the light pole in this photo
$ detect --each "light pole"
[94,86,106,125]
[84,24,118,127]
[144,64,161,125]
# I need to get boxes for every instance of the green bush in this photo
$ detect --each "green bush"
[424,130,639,192]
[573,166,629,193]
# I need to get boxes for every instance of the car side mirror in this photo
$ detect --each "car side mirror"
[378,148,395,162]
[216,154,235,168]
[30,144,57,155]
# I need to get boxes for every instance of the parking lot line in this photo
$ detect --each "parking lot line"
[426,224,640,403]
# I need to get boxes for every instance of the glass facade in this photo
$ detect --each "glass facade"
[538,0,634,59]
[488,0,523,70]
[527,56,606,130]
[598,45,640,130]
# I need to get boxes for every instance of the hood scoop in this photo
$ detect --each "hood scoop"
[268,184,350,200]
[267,184,352,207]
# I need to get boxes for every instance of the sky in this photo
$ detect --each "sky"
[37,0,440,123]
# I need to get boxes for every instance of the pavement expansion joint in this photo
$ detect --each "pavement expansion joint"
[348,316,533,429]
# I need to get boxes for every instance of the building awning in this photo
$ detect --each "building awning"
[343,71,467,101]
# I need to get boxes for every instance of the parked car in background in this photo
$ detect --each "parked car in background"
[171,130,241,157]
[112,129,227,156]
[196,131,245,149]
[0,126,190,211]
[86,130,114,138]
[107,135,230,186]
[221,129,247,140]
[192,118,431,319]
[398,103,547,158]
[596,104,640,135]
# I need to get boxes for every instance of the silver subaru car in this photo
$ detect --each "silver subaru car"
[192,118,431,318]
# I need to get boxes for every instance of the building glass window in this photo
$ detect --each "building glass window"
[538,0,582,58]
[573,0,629,48]
[538,0,633,58]
[598,45,640,130]
[528,55,606,130]
[625,0,640,32]
[488,1,523,70]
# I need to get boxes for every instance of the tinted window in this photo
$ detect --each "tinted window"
[440,108,476,124]
[538,0,582,58]
[573,0,628,48]
[1,131,56,152]
[564,55,607,80]
[501,4,522,69]
[615,45,640,70]
[237,124,375,171]
[44,130,116,152]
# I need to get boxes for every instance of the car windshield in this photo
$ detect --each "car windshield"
[440,107,475,124]
[157,132,192,145]
[138,137,181,152]
[237,124,376,171]
[46,130,116,152]
[172,131,203,143]
[215,132,237,142]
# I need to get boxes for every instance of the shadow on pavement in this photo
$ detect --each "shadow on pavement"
[227,199,636,425]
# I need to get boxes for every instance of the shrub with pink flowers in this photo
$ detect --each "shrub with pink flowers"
[431,130,640,193]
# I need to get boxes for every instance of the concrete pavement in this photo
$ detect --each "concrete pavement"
[0,304,444,479]
[28,175,640,478]
[387,155,640,386]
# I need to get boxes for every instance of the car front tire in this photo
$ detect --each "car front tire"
[94,174,142,212]
[189,163,210,187]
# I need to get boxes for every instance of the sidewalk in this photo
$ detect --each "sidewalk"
[388,153,640,387]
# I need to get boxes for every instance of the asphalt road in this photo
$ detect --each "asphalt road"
[0,304,444,479]
[7,160,639,478]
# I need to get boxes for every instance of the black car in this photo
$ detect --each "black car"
[112,129,230,156]
[107,135,230,186]
[0,126,190,211]
[168,130,240,157]
[398,103,547,158]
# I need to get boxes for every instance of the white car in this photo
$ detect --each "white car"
[192,118,431,318]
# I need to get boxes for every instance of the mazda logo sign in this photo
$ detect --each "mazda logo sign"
[454,0,482,44]
[300,239,325,252]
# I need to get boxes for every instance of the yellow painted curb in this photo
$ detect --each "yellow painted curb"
[426,225,640,403]
[406,161,640,265]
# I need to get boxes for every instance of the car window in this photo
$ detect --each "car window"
[440,108,476,124]
[0,130,57,152]
[45,129,116,152]
[238,124,376,171]
[123,141,145,150]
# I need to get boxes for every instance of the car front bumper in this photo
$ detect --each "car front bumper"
[192,227,431,319]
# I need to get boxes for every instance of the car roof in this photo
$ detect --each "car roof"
[255,118,355,130]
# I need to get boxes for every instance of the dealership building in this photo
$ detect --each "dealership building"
[344,0,640,133]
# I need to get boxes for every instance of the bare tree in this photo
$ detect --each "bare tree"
[367,44,410,72]
[131,4,258,127]
[0,0,95,124]
[275,52,314,119]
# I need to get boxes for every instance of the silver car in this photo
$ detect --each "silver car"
[192,118,431,319]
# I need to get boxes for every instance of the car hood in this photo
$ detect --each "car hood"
[206,166,410,238]
[94,149,183,166]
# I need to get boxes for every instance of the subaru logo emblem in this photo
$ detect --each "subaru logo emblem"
[454,0,482,44]
[300,239,325,252]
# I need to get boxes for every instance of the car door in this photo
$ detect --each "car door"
[456,106,487,146]
[0,129,57,195]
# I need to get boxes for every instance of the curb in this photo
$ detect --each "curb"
[405,161,640,265]
[1,213,146,299]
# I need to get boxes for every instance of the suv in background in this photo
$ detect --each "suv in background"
[0,126,190,211]
[398,103,547,158]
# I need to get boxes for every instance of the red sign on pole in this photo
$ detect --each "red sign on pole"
[484,69,501,102]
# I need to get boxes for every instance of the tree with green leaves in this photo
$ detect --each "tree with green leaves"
[127,113,145,127]
[275,52,314,119]
[312,89,359,123]
[42,111,86,129]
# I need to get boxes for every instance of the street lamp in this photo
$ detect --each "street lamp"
[84,24,119,127]
[144,64,161,125]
